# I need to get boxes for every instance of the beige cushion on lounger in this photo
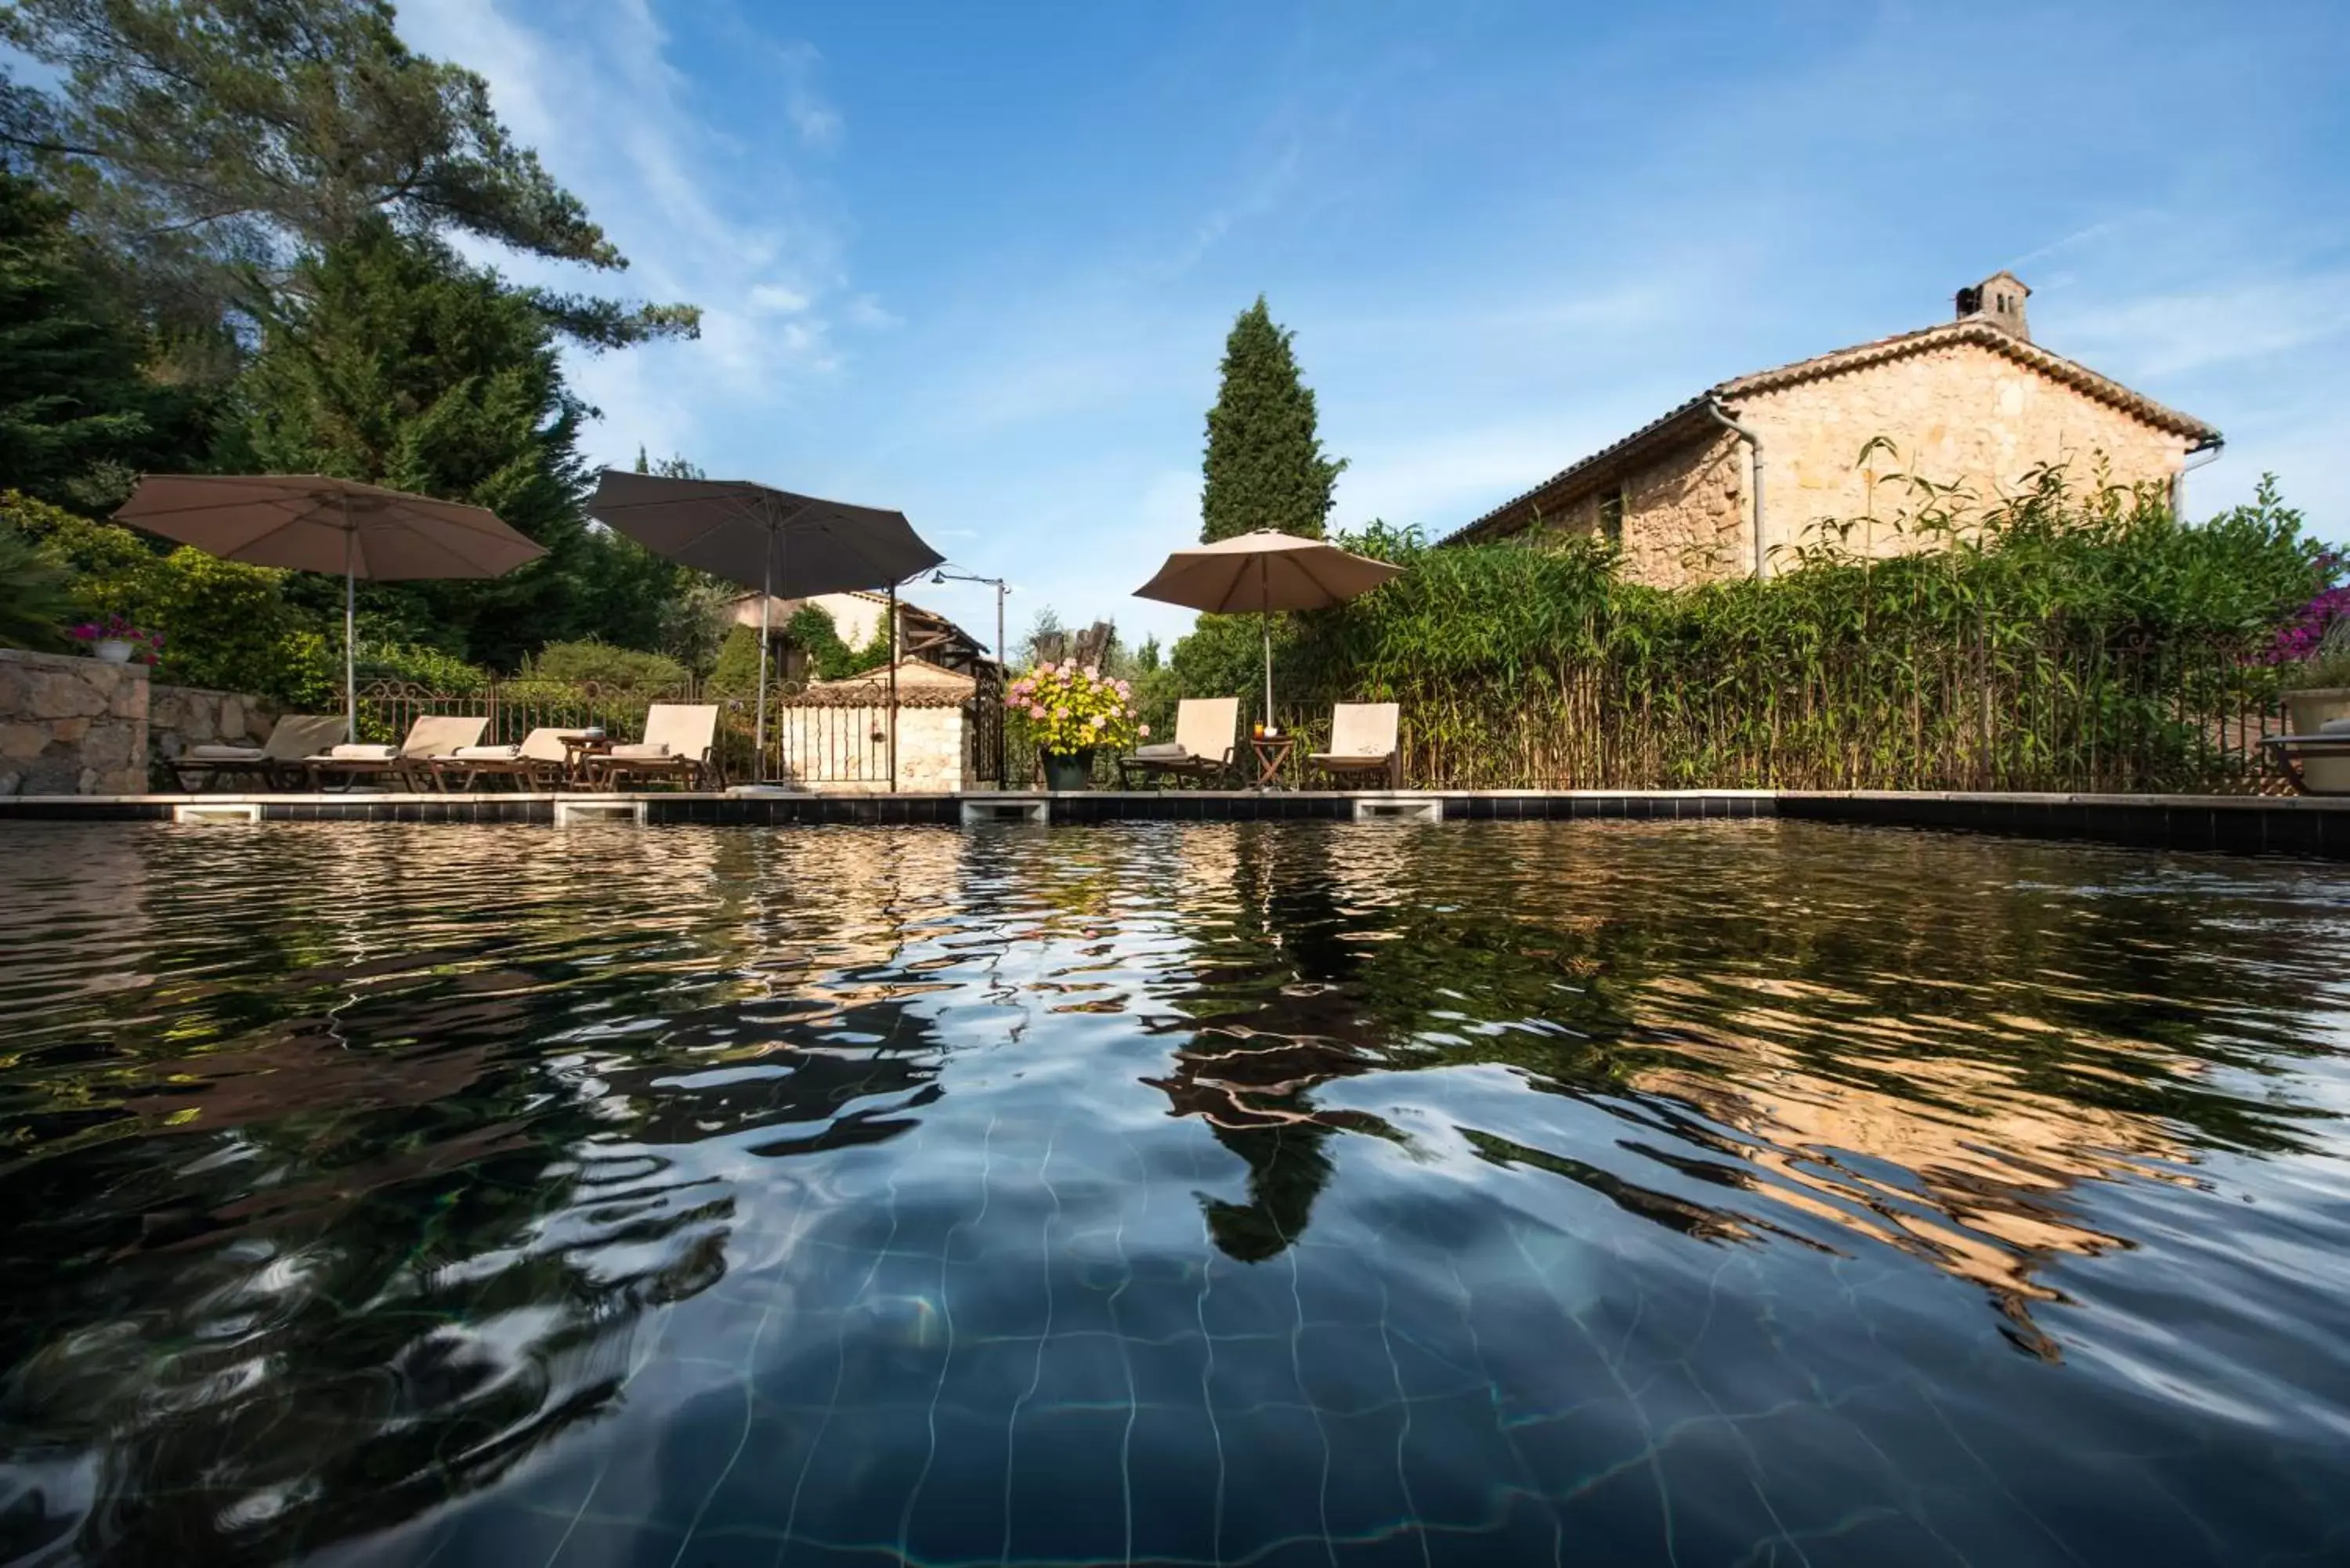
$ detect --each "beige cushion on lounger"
[400,715,489,757]
[608,742,671,760]
[186,743,266,761]
[452,744,522,761]
[1172,698,1238,762]
[328,743,399,760]
[638,704,717,761]
[1319,702,1399,757]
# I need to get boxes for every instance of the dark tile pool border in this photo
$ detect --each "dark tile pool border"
[2,788,2345,859]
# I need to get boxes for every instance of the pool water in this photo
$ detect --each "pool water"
[2,819,2348,1566]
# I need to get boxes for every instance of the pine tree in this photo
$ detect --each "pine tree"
[1200,296,1346,543]
[0,170,195,507]
[233,219,592,667]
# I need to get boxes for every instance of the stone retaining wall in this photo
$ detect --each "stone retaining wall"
[149,684,279,765]
[0,647,148,796]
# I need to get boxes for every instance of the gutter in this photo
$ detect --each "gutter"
[2172,436,2223,520]
[1704,397,1767,578]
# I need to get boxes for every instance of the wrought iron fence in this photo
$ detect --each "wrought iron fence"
[357,636,2294,797]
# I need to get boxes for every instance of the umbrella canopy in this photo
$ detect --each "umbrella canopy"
[586,470,942,598]
[1133,529,1402,615]
[586,470,945,768]
[114,474,545,742]
[1133,531,1402,727]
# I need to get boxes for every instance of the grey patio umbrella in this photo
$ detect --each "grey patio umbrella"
[1133,531,1403,724]
[114,474,546,742]
[586,470,945,763]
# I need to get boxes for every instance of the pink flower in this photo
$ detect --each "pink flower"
[1082,665,1099,680]
[1137,723,1151,738]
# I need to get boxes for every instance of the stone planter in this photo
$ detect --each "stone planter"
[92,639,136,665]
[1040,750,1094,792]
[2284,687,2350,793]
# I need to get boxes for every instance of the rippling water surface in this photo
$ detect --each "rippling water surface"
[3,818,2349,1567]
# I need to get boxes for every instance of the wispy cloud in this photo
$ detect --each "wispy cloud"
[2059,274,2350,378]
[394,0,863,465]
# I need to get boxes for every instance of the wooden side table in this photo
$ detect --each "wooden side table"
[559,733,612,788]
[1248,735,1296,789]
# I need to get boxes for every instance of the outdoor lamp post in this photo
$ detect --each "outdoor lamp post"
[932,567,1011,786]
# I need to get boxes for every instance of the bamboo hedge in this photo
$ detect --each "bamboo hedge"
[1165,468,2330,793]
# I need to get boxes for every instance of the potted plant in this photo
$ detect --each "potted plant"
[1010,660,1144,790]
[2272,586,2350,791]
[69,612,163,667]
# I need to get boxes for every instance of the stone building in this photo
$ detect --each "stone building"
[1440,273,2223,585]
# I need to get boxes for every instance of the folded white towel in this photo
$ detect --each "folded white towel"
[1131,743,1191,760]
[185,744,266,761]
[607,742,671,760]
[2319,717,2350,735]
[327,743,398,761]
[451,744,522,761]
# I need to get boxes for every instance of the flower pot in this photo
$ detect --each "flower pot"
[92,639,136,665]
[1040,750,1094,792]
[2285,687,2350,793]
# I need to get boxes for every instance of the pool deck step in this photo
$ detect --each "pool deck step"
[2,788,2345,859]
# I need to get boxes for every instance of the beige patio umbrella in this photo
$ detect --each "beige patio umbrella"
[114,475,546,742]
[1133,530,1402,724]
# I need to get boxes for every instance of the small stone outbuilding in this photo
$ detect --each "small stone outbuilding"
[1442,273,2222,585]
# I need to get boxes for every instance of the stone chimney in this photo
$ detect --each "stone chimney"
[1954,271,2031,341]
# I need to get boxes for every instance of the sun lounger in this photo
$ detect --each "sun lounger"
[168,713,346,792]
[300,715,487,791]
[1308,703,1402,789]
[422,727,575,792]
[1117,697,1240,788]
[586,704,719,789]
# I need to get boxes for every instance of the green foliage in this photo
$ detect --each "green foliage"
[355,640,487,693]
[1201,296,1346,543]
[707,623,764,695]
[0,508,74,649]
[517,638,688,690]
[0,0,696,345]
[787,603,861,681]
[1166,469,2333,792]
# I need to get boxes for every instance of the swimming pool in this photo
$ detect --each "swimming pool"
[2,818,2346,1566]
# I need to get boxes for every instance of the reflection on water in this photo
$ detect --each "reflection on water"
[2,819,2348,1566]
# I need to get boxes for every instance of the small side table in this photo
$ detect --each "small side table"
[1248,735,1296,789]
[559,733,612,788]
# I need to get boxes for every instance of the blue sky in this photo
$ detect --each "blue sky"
[396,0,2350,650]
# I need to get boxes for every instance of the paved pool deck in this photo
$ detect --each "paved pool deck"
[3,787,2347,860]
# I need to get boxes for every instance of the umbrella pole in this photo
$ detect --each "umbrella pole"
[1260,556,1274,734]
[342,504,357,744]
[754,518,773,779]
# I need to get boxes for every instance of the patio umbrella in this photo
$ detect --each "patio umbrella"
[114,474,545,742]
[1133,530,1402,725]
[585,470,945,763]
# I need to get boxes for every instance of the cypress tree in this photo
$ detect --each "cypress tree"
[1200,296,1346,543]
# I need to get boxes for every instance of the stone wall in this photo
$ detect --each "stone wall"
[0,647,148,796]
[149,684,280,766]
[772,700,971,792]
[1572,341,2195,588]
[1739,339,2194,571]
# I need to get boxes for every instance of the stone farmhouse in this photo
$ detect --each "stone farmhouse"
[1439,273,2222,585]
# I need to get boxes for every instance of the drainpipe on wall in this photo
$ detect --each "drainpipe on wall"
[1704,397,1766,579]
[2172,438,2222,520]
